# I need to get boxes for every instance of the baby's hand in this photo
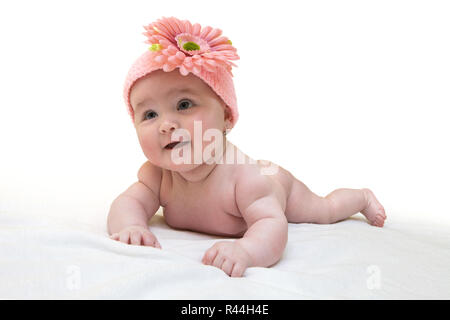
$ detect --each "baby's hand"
[110,225,161,249]
[202,241,252,277]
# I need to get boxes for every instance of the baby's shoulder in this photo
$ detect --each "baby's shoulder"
[137,161,163,197]
[233,159,275,190]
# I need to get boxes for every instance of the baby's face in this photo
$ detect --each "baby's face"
[130,69,232,171]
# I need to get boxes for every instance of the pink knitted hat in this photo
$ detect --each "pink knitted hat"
[123,16,240,126]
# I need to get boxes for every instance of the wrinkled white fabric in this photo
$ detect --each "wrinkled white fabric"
[0,210,449,299]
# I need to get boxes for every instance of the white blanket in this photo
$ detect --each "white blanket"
[1,209,449,299]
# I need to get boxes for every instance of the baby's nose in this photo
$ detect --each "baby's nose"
[159,120,179,134]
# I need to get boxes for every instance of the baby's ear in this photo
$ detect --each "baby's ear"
[224,105,233,122]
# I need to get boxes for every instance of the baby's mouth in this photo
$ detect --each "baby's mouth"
[164,141,190,150]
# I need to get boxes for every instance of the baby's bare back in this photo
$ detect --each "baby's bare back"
[159,145,293,237]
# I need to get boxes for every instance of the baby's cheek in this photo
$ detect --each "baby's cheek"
[191,113,219,130]
[138,134,160,161]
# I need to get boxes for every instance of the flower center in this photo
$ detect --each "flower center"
[175,33,210,56]
[182,41,200,51]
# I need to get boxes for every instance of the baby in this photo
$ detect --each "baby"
[107,16,386,278]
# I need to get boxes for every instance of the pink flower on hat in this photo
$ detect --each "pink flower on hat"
[143,16,239,76]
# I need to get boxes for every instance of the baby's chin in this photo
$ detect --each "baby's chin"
[163,163,201,172]
[147,157,203,173]
[145,144,223,172]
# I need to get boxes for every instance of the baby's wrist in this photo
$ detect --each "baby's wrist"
[236,236,283,268]
[124,224,150,231]
[235,238,256,267]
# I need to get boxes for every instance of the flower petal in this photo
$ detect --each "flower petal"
[179,64,190,76]
[202,62,216,73]
[182,20,192,34]
[211,54,226,61]
[208,36,230,47]
[173,18,186,34]
[167,55,179,64]
[205,59,217,67]
[210,44,235,51]
[193,66,201,74]
[154,54,166,63]
[159,39,172,47]
[167,45,178,55]
[176,51,186,60]
[205,28,222,42]
[143,24,157,36]
[163,62,177,72]
[184,57,193,68]
[162,63,171,72]
[144,36,159,44]
[192,23,201,36]
[163,17,177,35]
[170,17,184,34]
[200,25,212,39]
[202,52,214,59]
[152,22,173,39]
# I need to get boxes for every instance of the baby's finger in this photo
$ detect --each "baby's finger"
[110,233,119,240]
[202,247,218,265]
[230,263,246,278]
[212,253,225,269]
[130,230,142,246]
[221,260,235,276]
[119,231,130,244]
[142,232,157,247]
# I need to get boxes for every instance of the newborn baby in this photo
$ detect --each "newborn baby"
[108,16,386,277]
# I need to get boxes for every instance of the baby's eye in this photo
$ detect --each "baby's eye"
[143,110,158,120]
[177,99,193,111]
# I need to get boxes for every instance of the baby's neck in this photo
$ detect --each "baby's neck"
[173,161,218,185]
[172,138,229,185]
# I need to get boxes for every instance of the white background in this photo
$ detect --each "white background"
[0,0,449,228]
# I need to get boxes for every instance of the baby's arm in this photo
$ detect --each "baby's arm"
[234,175,288,268]
[202,174,288,276]
[107,161,162,247]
